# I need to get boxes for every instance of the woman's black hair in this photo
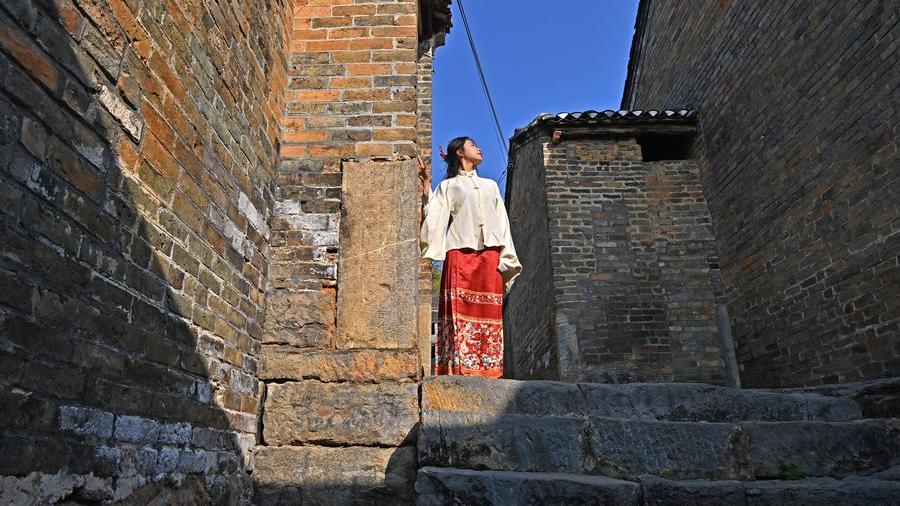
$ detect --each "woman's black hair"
[443,136,473,180]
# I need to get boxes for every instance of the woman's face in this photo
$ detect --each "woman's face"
[456,139,483,167]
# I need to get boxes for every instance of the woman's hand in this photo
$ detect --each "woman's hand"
[416,156,428,188]
[417,156,429,220]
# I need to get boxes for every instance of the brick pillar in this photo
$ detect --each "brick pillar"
[254,1,450,503]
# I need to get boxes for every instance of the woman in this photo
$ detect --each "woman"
[419,136,522,378]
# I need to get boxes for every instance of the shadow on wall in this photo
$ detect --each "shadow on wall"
[0,1,280,502]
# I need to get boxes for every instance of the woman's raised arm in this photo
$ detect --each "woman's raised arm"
[420,180,451,261]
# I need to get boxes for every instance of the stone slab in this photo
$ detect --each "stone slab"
[788,376,900,419]
[420,376,861,422]
[418,411,587,474]
[419,406,900,480]
[588,417,733,479]
[641,475,900,506]
[261,289,334,348]
[589,418,900,480]
[415,467,640,506]
[253,445,416,505]
[733,419,900,479]
[421,375,588,417]
[259,346,418,382]
[336,159,419,350]
[263,381,418,446]
[618,383,860,422]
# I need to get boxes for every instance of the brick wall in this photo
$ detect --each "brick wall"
[503,129,559,380]
[0,0,289,502]
[416,34,436,374]
[623,0,899,387]
[506,123,727,384]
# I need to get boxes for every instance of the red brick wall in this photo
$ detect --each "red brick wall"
[283,0,419,158]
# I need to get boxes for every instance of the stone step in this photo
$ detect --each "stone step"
[422,376,861,422]
[415,468,900,506]
[415,467,640,506]
[418,411,900,480]
[640,475,900,505]
[781,376,900,419]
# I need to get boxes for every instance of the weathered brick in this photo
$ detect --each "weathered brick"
[48,0,85,39]
[328,26,369,39]
[296,89,341,102]
[310,16,352,29]
[19,116,47,160]
[350,37,393,50]
[332,4,376,17]
[372,127,416,141]
[369,25,415,37]
[329,75,371,88]
[307,39,351,51]
[347,63,392,76]
[46,137,104,202]
[282,130,328,143]
[0,22,58,90]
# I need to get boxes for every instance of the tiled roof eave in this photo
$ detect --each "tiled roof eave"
[510,109,698,144]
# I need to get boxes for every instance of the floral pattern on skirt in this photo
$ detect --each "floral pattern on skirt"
[434,246,504,378]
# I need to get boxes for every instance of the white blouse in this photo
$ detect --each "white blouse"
[419,168,523,294]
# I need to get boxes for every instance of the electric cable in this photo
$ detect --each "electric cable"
[456,0,509,185]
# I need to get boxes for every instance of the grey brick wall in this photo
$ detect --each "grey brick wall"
[623,0,899,387]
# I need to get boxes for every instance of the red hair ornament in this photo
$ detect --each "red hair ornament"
[439,146,447,160]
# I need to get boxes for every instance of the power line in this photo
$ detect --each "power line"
[456,0,508,182]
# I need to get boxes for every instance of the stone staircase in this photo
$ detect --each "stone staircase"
[415,376,900,505]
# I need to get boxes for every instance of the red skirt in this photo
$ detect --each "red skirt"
[434,246,504,378]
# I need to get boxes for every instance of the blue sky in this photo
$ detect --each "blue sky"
[431,0,640,194]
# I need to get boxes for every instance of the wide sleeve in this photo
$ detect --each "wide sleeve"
[420,182,451,261]
[493,183,523,294]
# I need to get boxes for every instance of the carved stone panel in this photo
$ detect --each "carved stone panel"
[337,159,420,350]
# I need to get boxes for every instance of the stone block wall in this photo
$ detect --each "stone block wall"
[0,0,289,503]
[506,127,726,384]
[623,0,899,387]
[503,129,559,380]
